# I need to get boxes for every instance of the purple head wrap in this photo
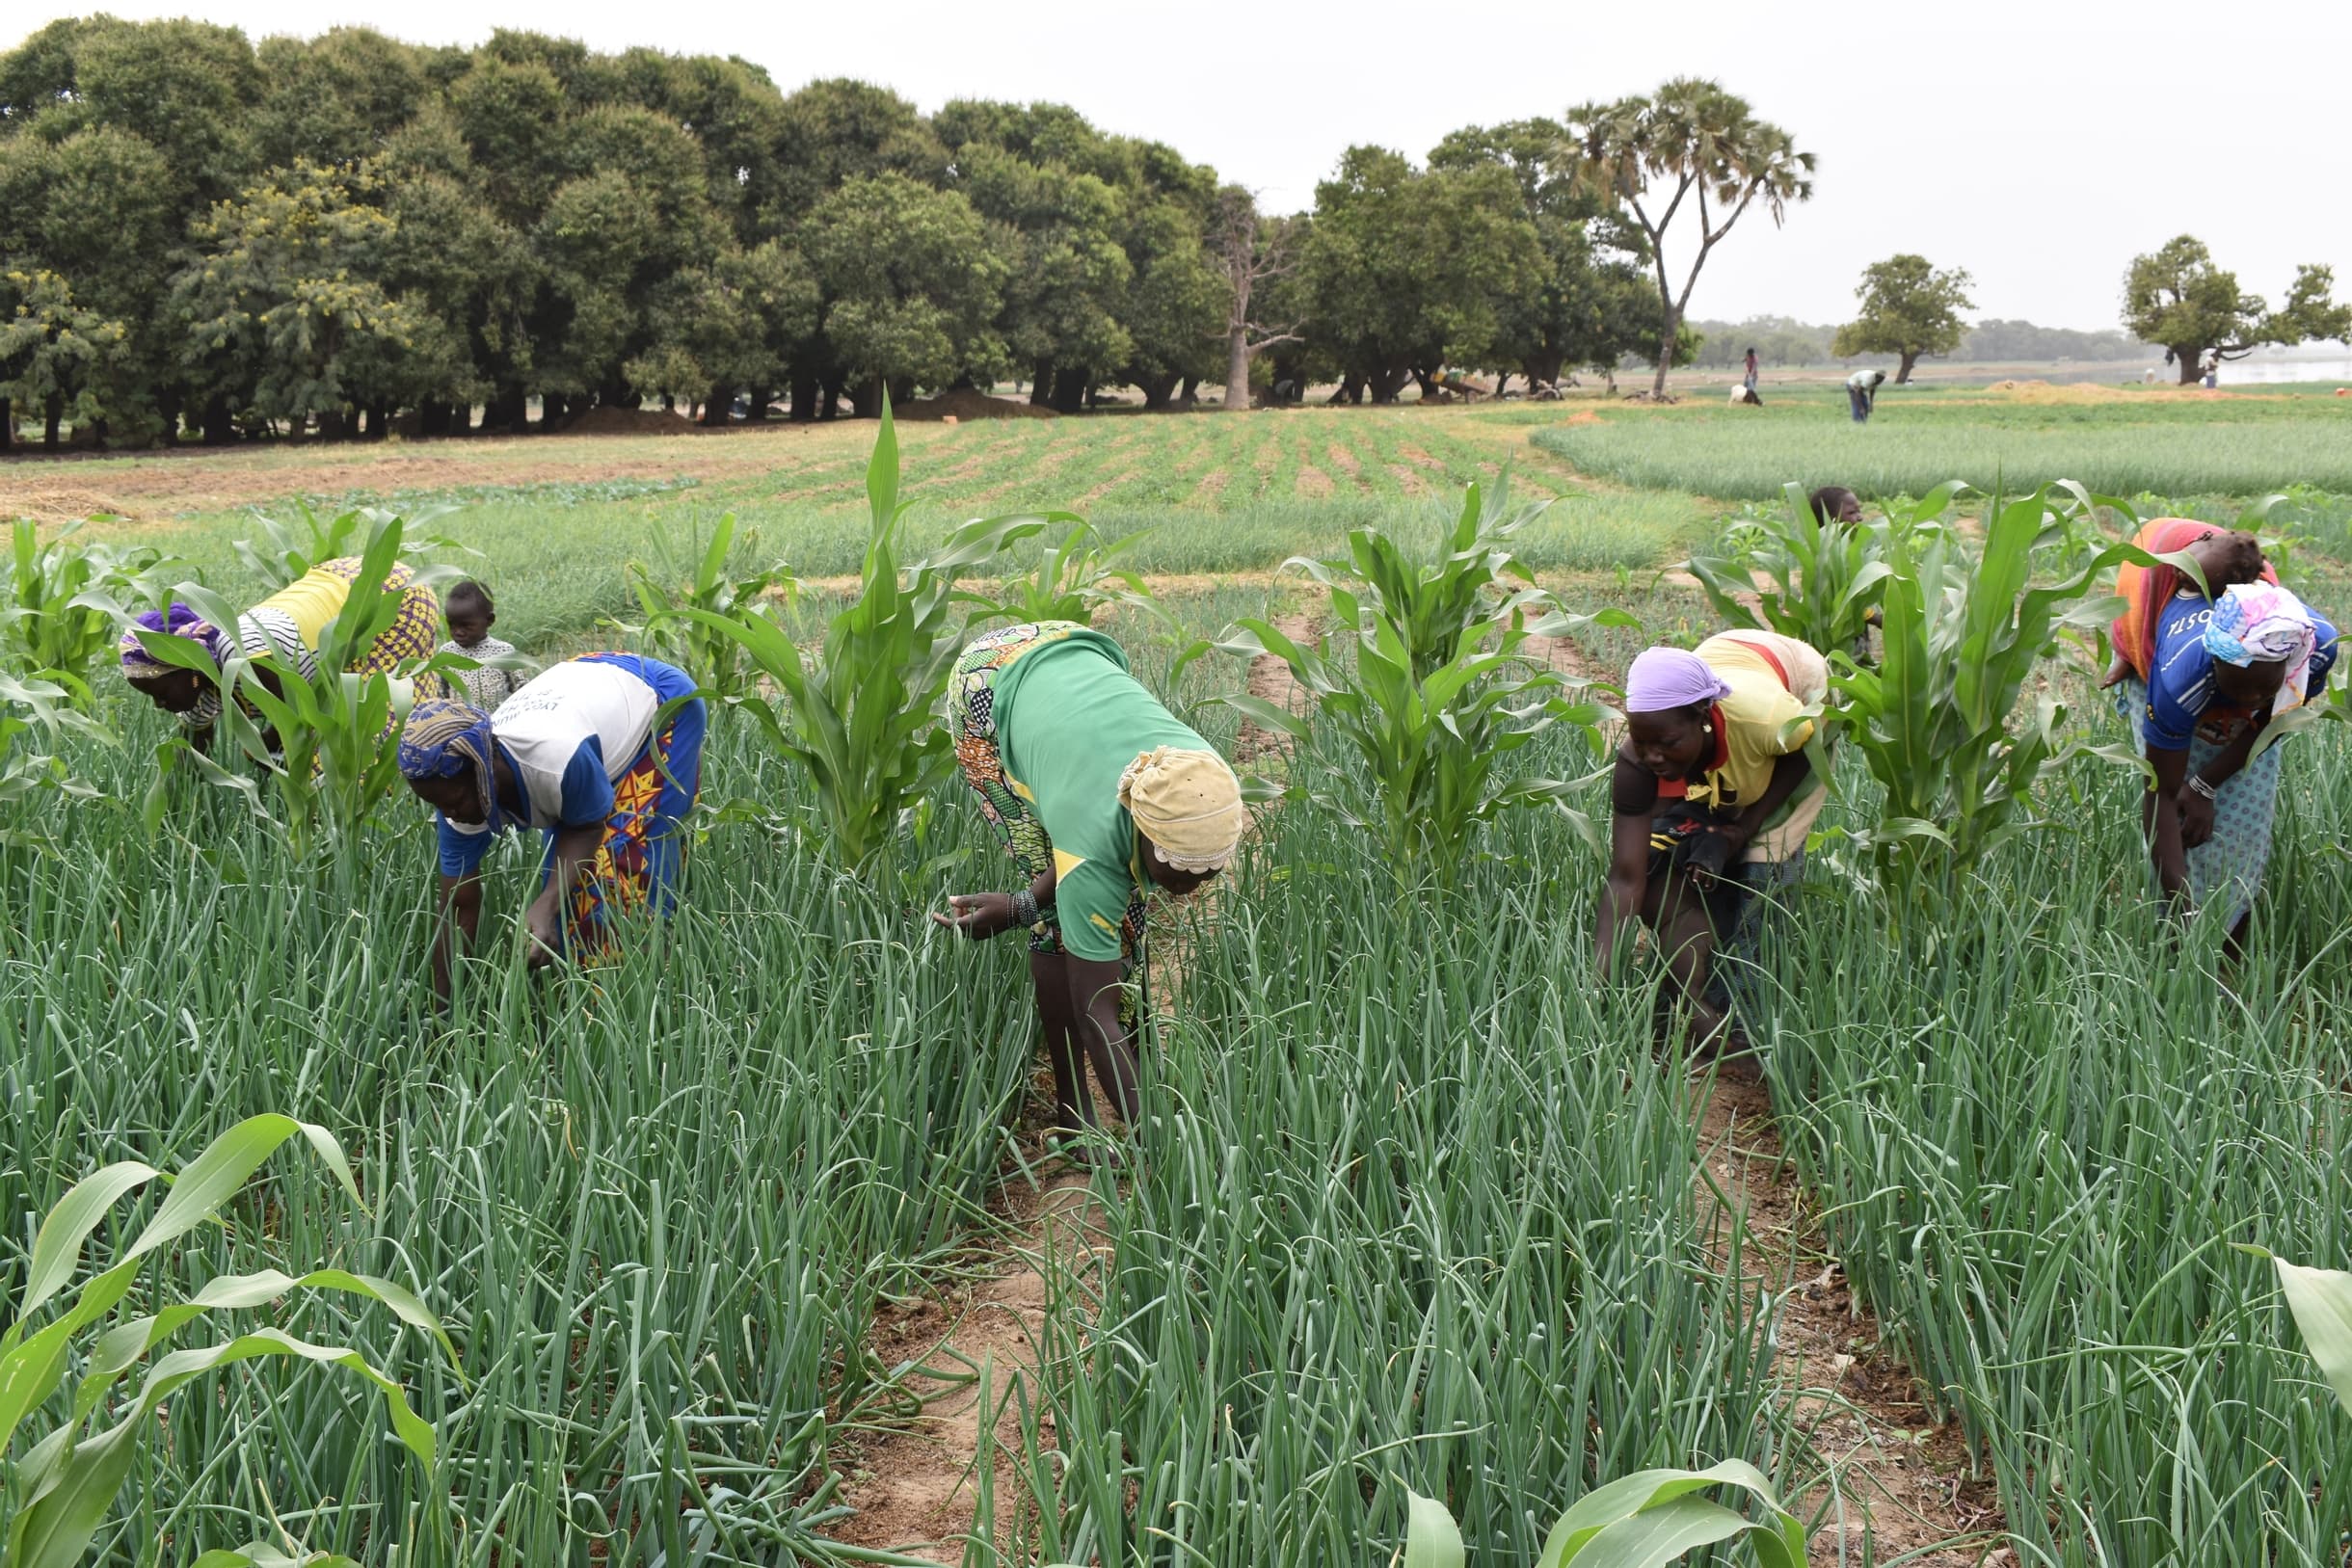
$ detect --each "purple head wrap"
[119,603,227,681]
[1623,647,1732,714]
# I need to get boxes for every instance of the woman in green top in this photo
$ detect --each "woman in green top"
[933,621,1247,1161]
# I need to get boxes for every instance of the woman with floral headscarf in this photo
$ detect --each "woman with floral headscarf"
[118,558,441,745]
[932,621,1246,1162]
[396,652,705,1000]
[2120,580,2339,940]
[1597,630,1830,1039]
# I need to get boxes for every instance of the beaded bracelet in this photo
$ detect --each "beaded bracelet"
[1009,887,1041,928]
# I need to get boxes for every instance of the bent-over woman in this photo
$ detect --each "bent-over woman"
[396,652,705,998]
[2113,577,2338,939]
[1596,630,1829,1037]
[933,621,1245,1159]
[119,557,441,742]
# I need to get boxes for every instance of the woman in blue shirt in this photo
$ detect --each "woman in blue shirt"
[2124,582,2337,942]
[396,652,706,997]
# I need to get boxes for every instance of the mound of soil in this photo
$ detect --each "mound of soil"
[555,405,700,437]
[896,388,1056,422]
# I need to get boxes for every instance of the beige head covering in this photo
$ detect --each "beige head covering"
[1117,746,1245,873]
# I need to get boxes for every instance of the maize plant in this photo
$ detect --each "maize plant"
[1682,481,1964,665]
[672,395,1032,870]
[135,515,460,858]
[1202,477,1634,876]
[3,518,177,704]
[0,1114,454,1568]
[1404,1462,1807,1567]
[613,512,796,701]
[958,515,1161,631]
[1828,483,2148,900]
[231,501,472,591]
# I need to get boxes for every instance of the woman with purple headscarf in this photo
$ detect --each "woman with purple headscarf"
[1596,630,1830,1040]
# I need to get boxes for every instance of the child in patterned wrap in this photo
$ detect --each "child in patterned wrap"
[439,580,523,712]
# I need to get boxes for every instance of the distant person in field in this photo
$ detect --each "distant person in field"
[1596,631,1830,1042]
[1845,368,1885,423]
[933,621,1245,1164]
[2103,526,2337,943]
[438,580,523,712]
[396,652,705,1001]
[1743,347,1759,393]
[119,558,441,749]
[2202,359,2219,389]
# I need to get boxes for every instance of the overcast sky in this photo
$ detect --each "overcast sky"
[12,0,2347,332]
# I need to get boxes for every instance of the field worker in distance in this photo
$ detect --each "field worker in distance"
[2112,575,2338,944]
[1743,346,1759,393]
[1596,631,1830,1041]
[934,620,1245,1164]
[1845,367,1885,423]
[119,557,441,746]
[396,652,706,1000]
[438,579,524,712]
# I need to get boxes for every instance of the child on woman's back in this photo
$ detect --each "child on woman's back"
[438,580,522,711]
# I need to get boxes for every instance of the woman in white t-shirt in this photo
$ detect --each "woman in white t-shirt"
[396,652,705,998]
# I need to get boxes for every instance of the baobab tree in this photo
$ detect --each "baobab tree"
[1566,80,1814,397]
[1210,187,1302,410]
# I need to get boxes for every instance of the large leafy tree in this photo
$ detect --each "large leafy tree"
[1566,79,1814,397]
[0,268,126,449]
[2123,236,2352,384]
[1303,146,1544,402]
[800,172,1007,414]
[1430,119,1655,393]
[1832,253,1975,384]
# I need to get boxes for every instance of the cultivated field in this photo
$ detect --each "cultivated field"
[2,390,2348,1565]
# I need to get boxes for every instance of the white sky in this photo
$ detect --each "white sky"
[11,0,2348,332]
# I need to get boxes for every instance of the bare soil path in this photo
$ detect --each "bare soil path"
[1692,1055,2007,1566]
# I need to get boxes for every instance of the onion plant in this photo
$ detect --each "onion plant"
[1,1115,453,1568]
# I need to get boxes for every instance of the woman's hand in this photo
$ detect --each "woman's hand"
[523,896,564,969]
[2175,784,2217,849]
[933,892,1018,941]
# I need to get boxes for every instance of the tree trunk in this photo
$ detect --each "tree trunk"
[1223,328,1253,410]
[1895,351,1921,385]
[1050,365,1087,413]
[1652,305,1680,397]
[1136,371,1179,412]
[0,396,11,453]
[485,385,527,432]
[789,373,818,422]
[314,407,348,441]
[819,377,842,421]
[1177,376,1198,407]
[1525,349,1565,394]
[1369,364,1414,404]
[1029,359,1056,408]
[888,375,917,411]
[418,401,449,437]
[700,385,731,427]
[749,385,774,422]
[1331,372,1365,405]
[1493,372,1512,399]
[1411,368,1439,401]
[44,391,64,451]
[2174,345,2203,385]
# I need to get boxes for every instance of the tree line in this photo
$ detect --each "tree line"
[5,22,1804,449]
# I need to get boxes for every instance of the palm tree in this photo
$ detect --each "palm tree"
[1566,80,1815,398]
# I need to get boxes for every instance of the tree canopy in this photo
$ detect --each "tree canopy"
[1832,254,1976,384]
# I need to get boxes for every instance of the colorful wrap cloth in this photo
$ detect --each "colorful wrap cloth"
[2109,518,2277,682]
[2114,677,2280,930]
[949,622,1147,1028]
[2203,583,2317,720]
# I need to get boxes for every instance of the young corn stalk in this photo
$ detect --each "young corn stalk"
[1404,1461,1808,1567]
[1827,482,2148,901]
[1681,480,1963,665]
[231,501,468,589]
[1197,475,1633,876]
[958,515,1163,632]
[3,518,177,705]
[611,512,797,701]
[668,394,1031,870]
[0,1114,456,1568]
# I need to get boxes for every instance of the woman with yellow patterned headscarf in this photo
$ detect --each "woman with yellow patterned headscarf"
[933,620,1246,1165]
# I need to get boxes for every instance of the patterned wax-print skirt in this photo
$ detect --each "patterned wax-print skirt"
[2115,678,2281,930]
[948,623,1148,1014]
[545,687,707,960]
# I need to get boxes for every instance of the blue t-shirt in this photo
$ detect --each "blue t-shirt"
[2142,594,2339,751]
[436,652,695,874]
